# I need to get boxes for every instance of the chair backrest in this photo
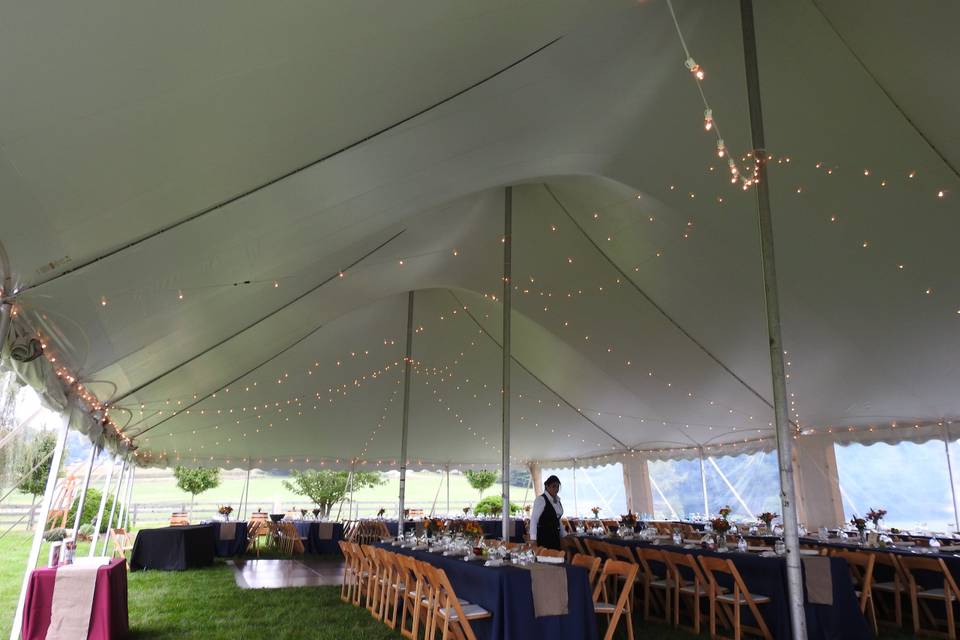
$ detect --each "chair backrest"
[832,550,875,610]
[897,555,960,597]
[560,517,573,533]
[572,553,602,591]
[593,559,639,607]
[698,553,771,627]
[560,536,583,560]
[634,546,669,579]
[422,564,481,640]
[583,537,608,558]
[601,541,637,565]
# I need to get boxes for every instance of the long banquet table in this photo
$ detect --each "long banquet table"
[208,521,248,556]
[379,543,597,640]
[130,524,216,570]
[22,558,128,640]
[384,518,527,542]
[583,535,870,640]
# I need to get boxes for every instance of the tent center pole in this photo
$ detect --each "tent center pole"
[501,186,513,541]
[739,1,807,637]
[398,291,415,537]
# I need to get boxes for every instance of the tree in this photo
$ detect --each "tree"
[465,469,498,499]
[173,465,221,517]
[15,431,58,528]
[66,488,115,533]
[282,470,382,518]
[473,495,521,516]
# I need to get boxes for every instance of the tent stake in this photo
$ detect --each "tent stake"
[9,411,69,640]
[739,1,807,637]
[89,455,116,555]
[398,291,415,537]
[501,186,513,541]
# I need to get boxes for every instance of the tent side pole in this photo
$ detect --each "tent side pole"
[739,1,807,637]
[446,464,451,516]
[101,459,127,555]
[89,456,116,555]
[398,291,415,537]
[501,185,512,541]
[9,411,69,640]
[943,425,960,533]
[70,445,98,534]
[698,448,709,517]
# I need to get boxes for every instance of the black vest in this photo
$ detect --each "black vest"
[536,493,562,550]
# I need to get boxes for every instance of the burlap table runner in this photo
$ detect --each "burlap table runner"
[515,563,568,617]
[218,522,237,541]
[46,563,101,640]
[802,556,833,605]
[317,522,335,540]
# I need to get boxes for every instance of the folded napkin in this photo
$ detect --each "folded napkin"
[802,556,833,605]
[317,523,335,540]
[218,522,237,541]
[520,564,569,617]
[46,564,101,640]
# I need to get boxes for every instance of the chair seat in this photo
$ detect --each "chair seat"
[718,592,771,605]
[680,584,726,595]
[650,578,675,589]
[918,588,957,601]
[422,597,470,605]
[594,602,618,614]
[873,581,905,592]
[438,604,491,621]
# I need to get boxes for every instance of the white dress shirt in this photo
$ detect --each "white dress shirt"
[529,492,565,542]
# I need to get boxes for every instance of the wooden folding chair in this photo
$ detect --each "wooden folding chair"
[898,555,960,639]
[422,563,491,640]
[662,550,719,634]
[338,541,358,603]
[872,552,908,629]
[583,537,609,559]
[831,549,878,636]
[634,547,672,623]
[351,543,372,608]
[698,555,772,640]
[395,555,427,639]
[572,553,602,593]
[592,559,639,640]
[111,528,134,560]
[561,535,585,560]
[361,545,386,619]
[377,549,404,628]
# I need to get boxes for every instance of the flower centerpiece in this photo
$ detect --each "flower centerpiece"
[850,516,867,541]
[300,509,308,519]
[710,516,732,549]
[718,505,732,519]
[757,511,778,533]
[620,511,638,535]
[866,508,887,530]
[591,506,601,519]
[377,508,386,519]
[463,520,483,542]
[425,517,446,538]
[217,505,233,522]
[462,506,470,516]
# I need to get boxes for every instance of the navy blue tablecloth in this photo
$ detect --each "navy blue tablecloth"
[208,521,247,556]
[588,536,869,640]
[292,521,344,554]
[130,524,216,571]
[380,543,596,640]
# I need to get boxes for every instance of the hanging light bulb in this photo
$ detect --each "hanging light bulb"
[685,57,704,80]
[703,108,713,131]
[716,138,726,158]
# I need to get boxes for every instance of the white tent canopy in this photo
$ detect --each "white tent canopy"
[2,0,959,471]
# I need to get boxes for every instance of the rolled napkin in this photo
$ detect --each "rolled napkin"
[46,563,101,640]
[317,522,335,540]
[523,564,569,617]
[218,522,237,541]
[802,556,833,605]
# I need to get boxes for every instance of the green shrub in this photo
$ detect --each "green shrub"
[66,488,115,533]
[43,527,67,541]
[78,523,96,540]
[473,495,521,516]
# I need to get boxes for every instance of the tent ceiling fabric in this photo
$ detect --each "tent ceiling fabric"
[3,1,959,470]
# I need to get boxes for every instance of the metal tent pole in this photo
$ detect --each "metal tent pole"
[398,291,415,538]
[70,445,98,535]
[572,461,579,517]
[336,467,353,522]
[698,448,710,517]
[239,464,251,520]
[9,411,69,640]
[123,466,136,529]
[739,1,807,636]
[446,464,451,516]
[943,425,960,533]
[501,186,513,542]
[101,459,127,556]
[89,456,116,555]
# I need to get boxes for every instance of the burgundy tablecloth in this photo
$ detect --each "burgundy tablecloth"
[22,558,128,640]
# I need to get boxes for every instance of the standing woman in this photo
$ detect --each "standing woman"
[529,475,564,549]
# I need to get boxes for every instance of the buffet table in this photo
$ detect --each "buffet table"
[130,524,216,570]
